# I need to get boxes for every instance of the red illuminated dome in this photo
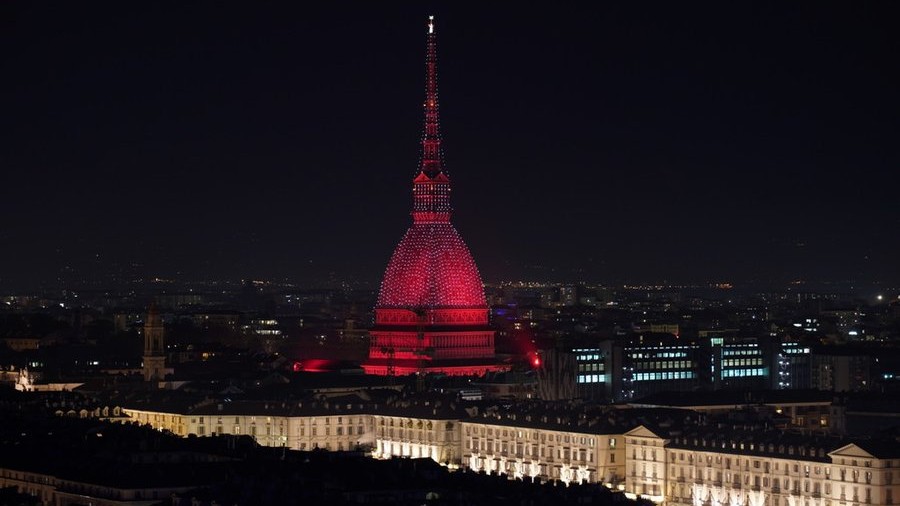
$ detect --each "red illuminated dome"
[377,223,486,309]
[374,15,485,311]
[363,16,505,377]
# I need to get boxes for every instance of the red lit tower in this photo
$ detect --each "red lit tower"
[363,16,505,376]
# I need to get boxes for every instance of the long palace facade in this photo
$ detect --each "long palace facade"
[121,399,900,506]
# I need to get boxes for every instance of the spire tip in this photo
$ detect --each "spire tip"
[428,15,434,34]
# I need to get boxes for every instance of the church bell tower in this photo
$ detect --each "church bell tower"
[142,303,167,382]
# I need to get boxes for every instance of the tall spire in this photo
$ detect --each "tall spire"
[363,16,502,377]
[419,14,444,178]
[412,15,452,224]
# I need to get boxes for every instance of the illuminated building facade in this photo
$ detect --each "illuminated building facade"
[372,413,460,463]
[775,341,812,390]
[125,400,900,503]
[460,420,617,485]
[362,17,503,376]
[574,347,609,400]
[614,336,703,401]
[709,335,769,390]
[21,401,900,506]
[565,335,825,401]
[627,425,900,506]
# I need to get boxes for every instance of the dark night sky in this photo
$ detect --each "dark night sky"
[2,2,898,290]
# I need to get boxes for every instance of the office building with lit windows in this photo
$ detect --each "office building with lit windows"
[709,335,770,390]
[613,335,704,401]
[775,341,813,390]
[564,332,831,401]
[574,347,609,400]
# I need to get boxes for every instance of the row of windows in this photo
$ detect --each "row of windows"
[466,428,597,446]
[627,348,695,359]
[190,416,363,426]
[469,439,596,461]
[197,422,376,442]
[722,347,760,357]
[301,426,363,436]
[655,352,688,358]
[631,361,693,370]
[378,418,434,429]
[721,368,765,378]
[722,358,763,367]
[633,371,695,381]
[578,374,605,383]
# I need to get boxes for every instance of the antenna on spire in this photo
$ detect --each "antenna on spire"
[418,13,443,179]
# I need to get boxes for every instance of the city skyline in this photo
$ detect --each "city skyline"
[3,3,899,291]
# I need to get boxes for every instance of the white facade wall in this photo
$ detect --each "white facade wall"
[121,408,900,505]
[372,415,458,463]
[458,421,612,485]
